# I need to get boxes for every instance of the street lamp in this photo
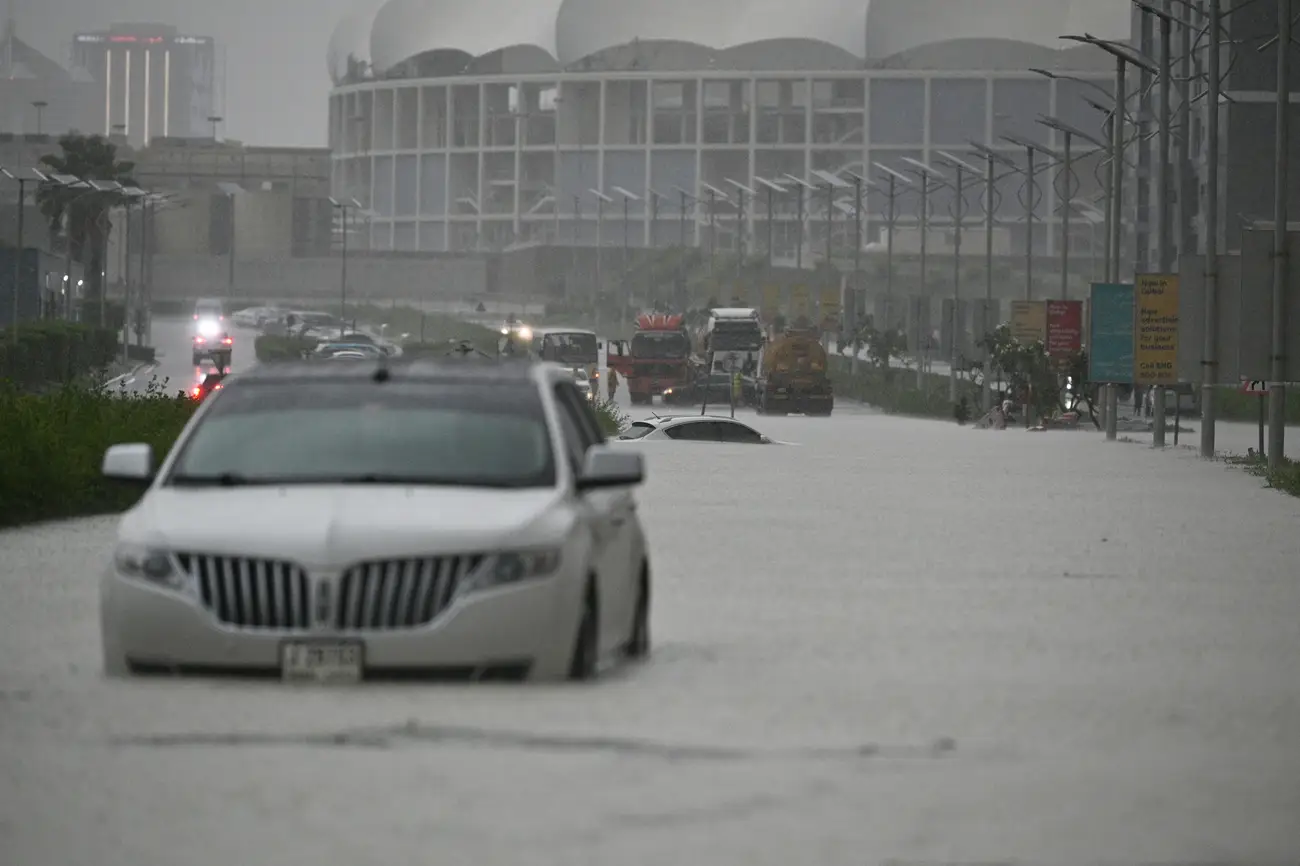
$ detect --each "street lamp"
[900,157,947,388]
[997,132,1057,301]
[725,178,756,277]
[699,183,731,277]
[844,169,875,366]
[1,167,48,339]
[1038,114,1107,302]
[216,182,243,304]
[968,142,1020,414]
[782,174,817,270]
[329,196,363,332]
[752,176,787,271]
[117,186,148,363]
[874,162,914,332]
[590,188,613,331]
[933,151,983,403]
[611,185,640,326]
[207,115,223,140]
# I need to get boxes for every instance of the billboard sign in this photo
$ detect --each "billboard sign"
[1010,300,1046,344]
[1088,283,1135,384]
[1135,273,1179,385]
[1046,300,1083,363]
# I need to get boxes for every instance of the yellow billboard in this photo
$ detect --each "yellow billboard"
[761,285,782,321]
[1135,273,1179,385]
[1010,300,1046,344]
[818,286,840,325]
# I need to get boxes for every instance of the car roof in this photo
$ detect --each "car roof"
[532,327,596,337]
[239,357,568,387]
[635,414,752,427]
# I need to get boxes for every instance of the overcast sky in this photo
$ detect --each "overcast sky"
[13,0,357,146]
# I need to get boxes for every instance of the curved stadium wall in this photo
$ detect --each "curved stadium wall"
[327,0,1131,255]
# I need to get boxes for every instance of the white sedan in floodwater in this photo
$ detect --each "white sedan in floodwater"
[98,359,651,683]
[617,415,774,444]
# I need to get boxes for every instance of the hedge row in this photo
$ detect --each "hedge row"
[0,383,196,528]
[828,357,977,419]
[0,321,121,391]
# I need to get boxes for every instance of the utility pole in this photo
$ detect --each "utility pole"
[1152,3,1174,448]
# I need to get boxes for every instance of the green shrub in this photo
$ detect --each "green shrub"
[593,398,627,436]
[1228,453,1300,499]
[1214,387,1300,425]
[0,321,118,391]
[828,357,975,419]
[0,380,196,528]
[254,335,318,362]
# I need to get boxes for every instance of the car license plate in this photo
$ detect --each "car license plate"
[280,640,363,684]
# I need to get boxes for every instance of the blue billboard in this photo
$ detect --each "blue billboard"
[1088,282,1135,384]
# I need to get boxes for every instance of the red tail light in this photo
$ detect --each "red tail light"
[193,314,198,319]
[221,337,233,345]
[190,386,202,398]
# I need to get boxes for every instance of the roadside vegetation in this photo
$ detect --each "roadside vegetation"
[0,377,193,529]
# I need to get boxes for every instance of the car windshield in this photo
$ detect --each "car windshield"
[711,325,762,351]
[618,421,656,440]
[195,301,222,317]
[166,380,555,488]
[539,333,597,363]
[631,332,689,359]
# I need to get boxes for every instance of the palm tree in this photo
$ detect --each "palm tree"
[36,133,137,304]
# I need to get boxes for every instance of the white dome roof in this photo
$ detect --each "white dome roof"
[327,0,388,84]
[555,0,867,66]
[369,0,564,74]
[864,0,1130,59]
[356,0,1132,76]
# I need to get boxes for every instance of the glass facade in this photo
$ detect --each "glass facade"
[330,70,1110,255]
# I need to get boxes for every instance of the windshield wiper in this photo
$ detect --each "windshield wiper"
[329,474,539,488]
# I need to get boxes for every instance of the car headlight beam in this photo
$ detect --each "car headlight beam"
[114,544,183,589]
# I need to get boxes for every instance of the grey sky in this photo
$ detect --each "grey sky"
[13,0,357,147]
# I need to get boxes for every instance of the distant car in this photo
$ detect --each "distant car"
[97,359,651,683]
[192,332,233,367]
[231,306,280,328]
[193,299,224,338]
[617,414,771,444]
[313,342,385,359]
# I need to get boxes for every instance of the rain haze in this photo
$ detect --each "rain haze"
[2,0,1300,863]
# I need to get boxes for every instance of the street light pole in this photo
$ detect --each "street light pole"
[875,163,912,332]
[1266,0,1291,470]
[1200,0,1222,459]
[1153,5,1174,448]
[329,196,362,330]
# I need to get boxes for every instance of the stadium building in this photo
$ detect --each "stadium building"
[327,0,1132,257]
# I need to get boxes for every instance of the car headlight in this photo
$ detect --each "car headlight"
[197,319,219,337]
[517,327,532,340]
[113,544,182,589]
[460,549,561,595]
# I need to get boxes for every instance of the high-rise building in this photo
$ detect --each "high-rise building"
[71,23,216,146]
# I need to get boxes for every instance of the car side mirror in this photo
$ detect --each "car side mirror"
[759,434,772,444]
[576,446,644,491]
[102,443,155,484]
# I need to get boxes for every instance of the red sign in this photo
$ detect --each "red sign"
[1046,300,1083,361]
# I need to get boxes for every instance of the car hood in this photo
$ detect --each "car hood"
[123,485,566,566]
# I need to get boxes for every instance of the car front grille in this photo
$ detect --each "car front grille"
[180,554,311,629]
[335,556,483,631]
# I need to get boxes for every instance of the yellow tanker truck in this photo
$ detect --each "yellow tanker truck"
[756,327,833,416]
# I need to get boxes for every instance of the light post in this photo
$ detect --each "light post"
[1038,115,1108,302]
[31,101,48,135]
[783,174,817,271]
[726,178,756,279]
[900,157,947,389]
[700,183,730,279]
[753,176,787,272]
[611,186,640,327]
[590,188,613,333]
[935,151,983,403]
[1,167,47,340]
[217,182,243,305]
[1262,0,1292,469]
[117,187,147,363]
[46,174,90,320]
[329,196,362,331]
[997,133,1056,302]
[207,115,223,140]
[845,170,873,372]
[1201,0,1224,459]
[874,163,914,333]
[967,143,1018,413]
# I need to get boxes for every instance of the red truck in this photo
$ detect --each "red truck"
[607,313,695,405]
